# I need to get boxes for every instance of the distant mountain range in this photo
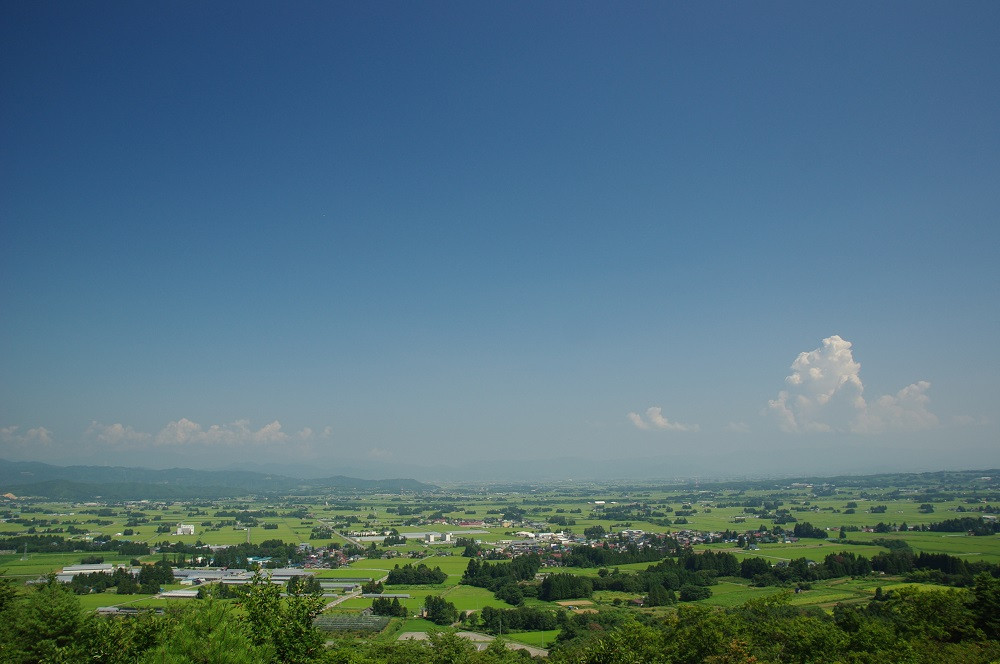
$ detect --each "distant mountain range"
[0,459,437,500]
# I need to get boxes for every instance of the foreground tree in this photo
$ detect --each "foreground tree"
[138,600,270,664]
[239,572,326,664]
[2,577,89,663]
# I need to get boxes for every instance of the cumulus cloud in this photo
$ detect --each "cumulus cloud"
[628,407,699,432]
[86,421,151,447]
[0,425,53,460]
[1,425,53,447]
[154,418,289,447]
[627,412,650,430]
[79,418,335,451]
[29,427,53,444]
[154,418,203,445]
[867,381,939,432]
[297,426,334,441]
[767,335,938,434]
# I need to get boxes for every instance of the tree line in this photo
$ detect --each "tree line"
[0,534,149,556]
[385,563,447,585]
[68,560,174,595]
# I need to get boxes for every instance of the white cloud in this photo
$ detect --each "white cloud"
[79,418,334,452]
[297,426,334,440]
[0,425,53,459]
[1,425,53,448]
[727,422,751,433]
[252,420,287,444]
[27,427,52,445]
[86,421,152,447]
[155,418,203,446]
[767,335,937,434]
[628,407,699,432]
[154,418,289,447]
[867,381,939,432]
[627,412,650,430]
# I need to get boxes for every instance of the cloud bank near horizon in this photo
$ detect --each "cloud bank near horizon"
[80,419,333,450]
[0,336,966,469]
[0,425,54,454]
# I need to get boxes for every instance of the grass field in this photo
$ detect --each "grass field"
[395,617,442,633]
[314,568,376,579]
[696,582,788,607]
[345,554,470,585]
[439,584,506,611]
[345,560,395,578]
[847,531,1000,562]
[504,630,559,648]
[335,595,423,614]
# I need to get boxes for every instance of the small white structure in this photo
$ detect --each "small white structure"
[175,524,195,536]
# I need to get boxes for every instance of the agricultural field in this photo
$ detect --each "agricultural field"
[695,581,788,607]
[2,468,998,658]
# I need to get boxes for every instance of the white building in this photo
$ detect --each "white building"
[175,524,195,535]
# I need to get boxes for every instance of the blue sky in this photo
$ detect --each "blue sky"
[2,2,998,479]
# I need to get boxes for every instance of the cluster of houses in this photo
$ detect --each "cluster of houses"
[451,524,812,564]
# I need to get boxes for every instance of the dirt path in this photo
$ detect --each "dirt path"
[398,630,549,657]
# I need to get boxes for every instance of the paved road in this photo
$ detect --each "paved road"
[323,588,360,609]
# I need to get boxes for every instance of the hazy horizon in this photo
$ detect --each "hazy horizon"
[2,4,998,477]
[3,444,996,487]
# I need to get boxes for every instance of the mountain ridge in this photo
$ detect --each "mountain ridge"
[0,458,436,499]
